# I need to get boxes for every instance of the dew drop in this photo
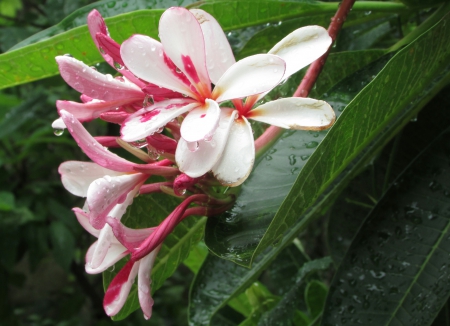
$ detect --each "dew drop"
[187,141,199,152]
[113,62,123,70]
[53,128,64,136]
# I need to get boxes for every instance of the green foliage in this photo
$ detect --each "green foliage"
[2,0,450,325]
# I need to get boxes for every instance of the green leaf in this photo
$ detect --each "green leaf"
[204,50,387,266]
[49,221,75,271]
[258,258,332,326]
[0,0,409,90]
[8,0,197,51]
[183,241,209,274]
[320,129,450,326]
[0,93,45,139]
[0,192,15,211]
[305,281,328,320]
[102,194,206,320]
[189,244,309,326]
[251,10,450,267]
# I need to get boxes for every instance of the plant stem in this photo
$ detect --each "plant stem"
[255,0,357,155]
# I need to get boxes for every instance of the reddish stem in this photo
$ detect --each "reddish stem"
[294,0,357,97]
[255,0,356,151]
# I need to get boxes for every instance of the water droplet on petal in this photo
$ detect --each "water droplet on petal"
[187,141,199,152]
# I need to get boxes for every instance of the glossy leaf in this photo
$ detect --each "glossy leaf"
[251,12,450,265]
[102,193,206,320]
[258,257,332,326]
[321,127,450,326]
[0,0,408,90]
[204,50,388,266]
[326,81,450,263]
[8,0,197,51]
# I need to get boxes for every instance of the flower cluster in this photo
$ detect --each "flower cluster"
[55,7,334,320]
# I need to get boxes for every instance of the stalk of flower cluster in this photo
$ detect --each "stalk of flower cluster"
[254,0,357,154]
[129,194,232,261]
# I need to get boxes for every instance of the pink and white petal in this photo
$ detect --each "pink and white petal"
[190,9,235,84]
[107,181,141,221]
[120,35,194,97]
[56,98,140,123]
[87,10,112,65]
[87,173,147,229]
[212,54,285,102]
[107,217,155,251]
[176,109,237,178]
[121,100,197,142]
[269,26,331,79]
[74,207,100,237]
[60,110,138,172]
[96,32,123,66]
[180,99,220,142]
[59,161,123,197]
[248,97,335,130]
[86,242,128,274]
[138,245,161,320]
[104,260,140,316]
[212,116,255,186]
[89,224,114,269]
[52,117,66,130]
[159,7,211,93]
[56,56,144,101]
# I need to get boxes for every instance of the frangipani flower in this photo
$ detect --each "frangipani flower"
[178,19,335,187]
[119,7,287,144]
[53,10,180,130]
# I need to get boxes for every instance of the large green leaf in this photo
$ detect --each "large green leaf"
[249,11,450,266]
[326,86,450,266]
[190,51,387,324]
[8,0,196,51]
[204,50,388,266]
[321,128,450,326]
[102,193,206,320]
[0,0,408,90]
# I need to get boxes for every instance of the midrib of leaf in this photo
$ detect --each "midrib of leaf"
[386,215,450,325]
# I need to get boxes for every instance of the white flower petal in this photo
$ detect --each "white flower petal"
[159,7,211,94]
[212,116,255,186]
[138,246,160,320]
[85,242,128,274]
[121,99,197,142]
[59,161,123,197]
[190,9,235,84]
[52,117,66,129]
[74,208,99,237]
[89,224,114,269]
[269,26,331,79]
[212,54,285,102]
[177,109,237,178]
[180,99,220,142]
[248,97,335,130]
[121,35,195,97]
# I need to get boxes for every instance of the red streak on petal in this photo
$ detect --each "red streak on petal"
[104,260,134,309]
[200,114,206,118]
[163,53,191,86]
[182,55,200,84]
[140,110,160,122]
